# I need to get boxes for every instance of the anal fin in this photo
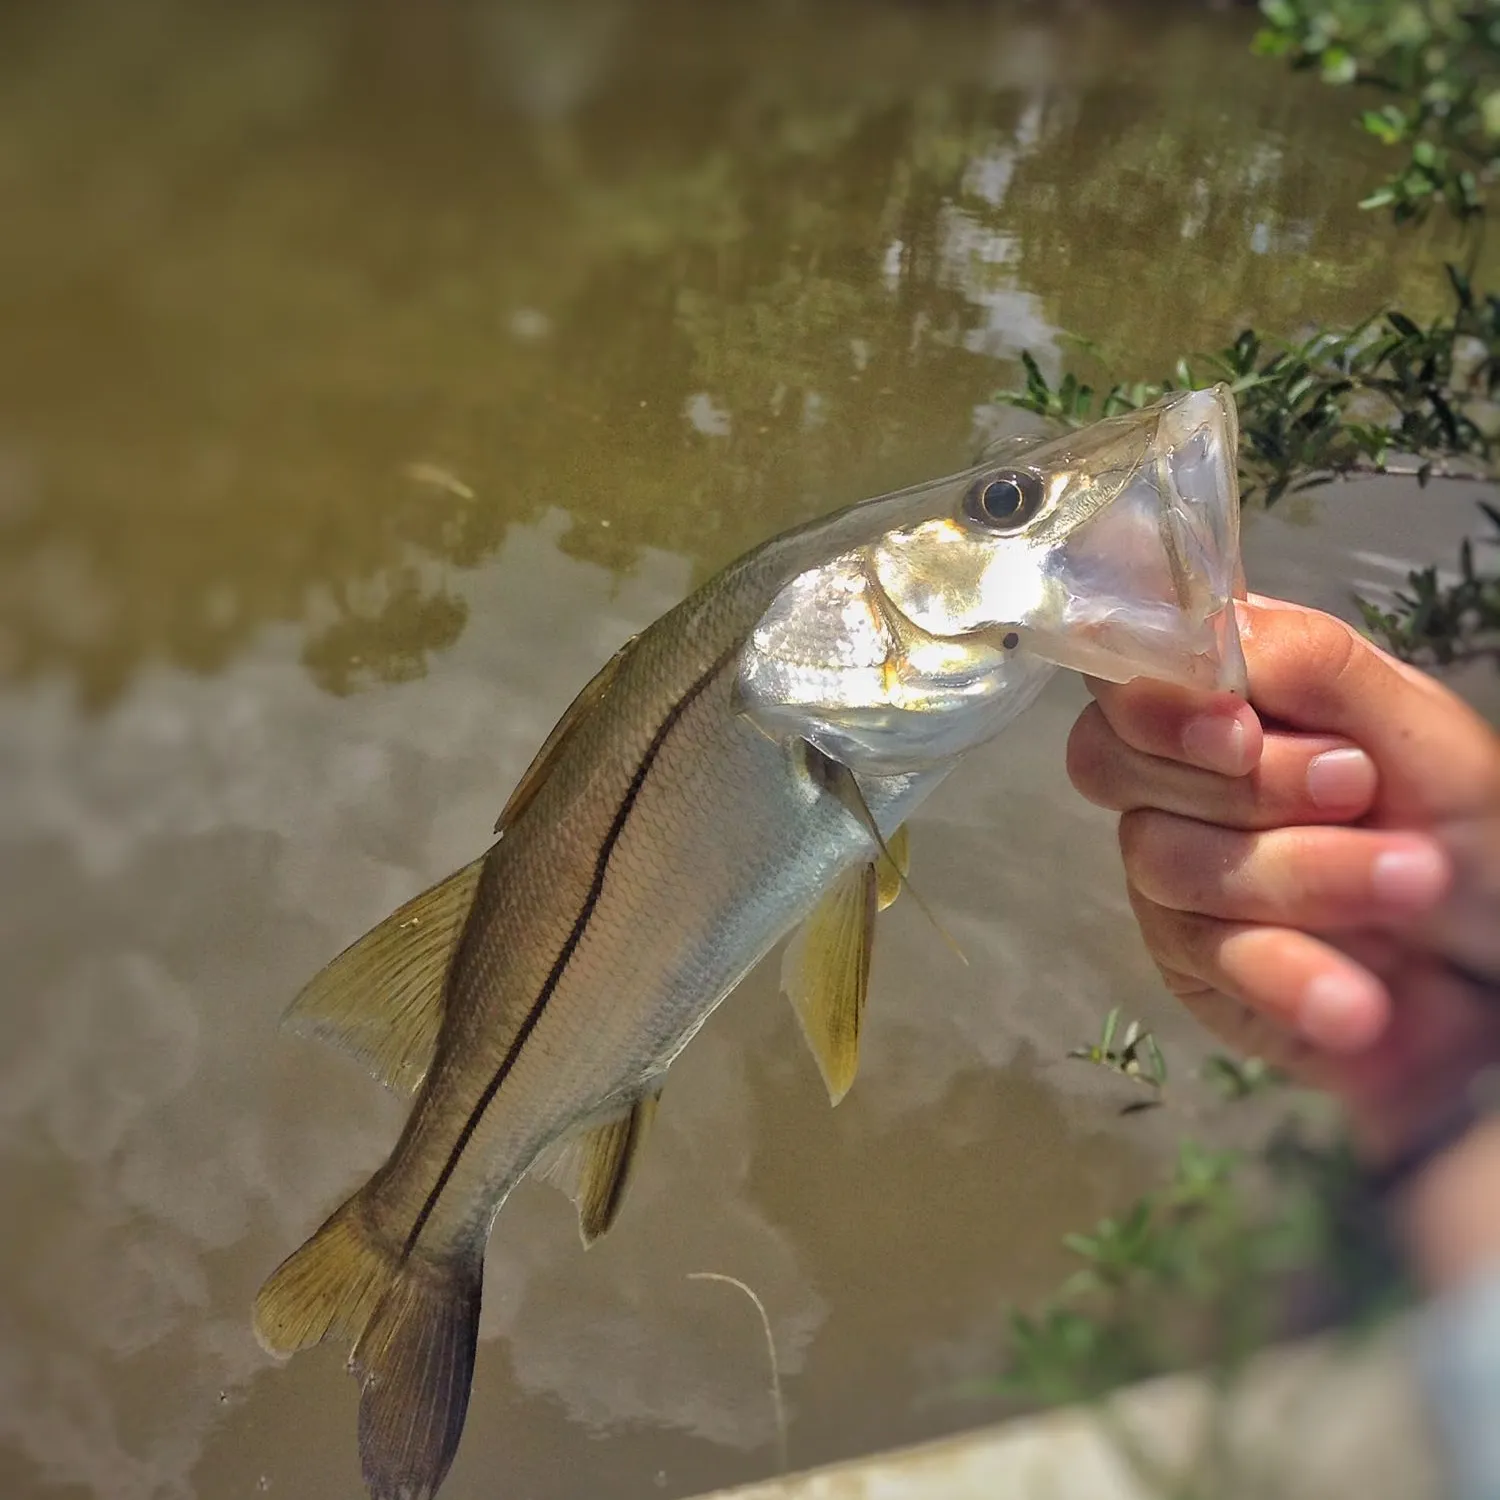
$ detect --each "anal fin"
[541,1090,663,1247]
[782,861,878,1107]
[284,855,486,1094]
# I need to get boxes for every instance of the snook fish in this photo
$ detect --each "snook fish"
[254,388,1247,1500]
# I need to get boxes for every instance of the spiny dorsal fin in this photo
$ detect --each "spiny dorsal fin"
[283,856,486,1094]
[782,860,877,1106]
[876,823,910,911]
[494,637,635,835]
[540,1090,663,1247]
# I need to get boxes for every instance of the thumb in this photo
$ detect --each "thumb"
[1237,595,1500,827]
[1239,596,1500,984]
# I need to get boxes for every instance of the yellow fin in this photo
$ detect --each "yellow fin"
[876,823,910,911]
[494,638,635,835]
[255,1187,485,1500]
[805,743,966,966]
[782,861,877,1107]
[541,1091,663,1247]
[253,1193,395,1357]
[284,856,485,1094]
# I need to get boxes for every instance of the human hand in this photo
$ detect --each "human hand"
[1066,595,1500,1173]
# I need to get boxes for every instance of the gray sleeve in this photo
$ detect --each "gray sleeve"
[1418,1263,1500,1500]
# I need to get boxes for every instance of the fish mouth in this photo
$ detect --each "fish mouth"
[1016,385,1248,696]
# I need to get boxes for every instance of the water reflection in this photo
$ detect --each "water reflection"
[0,0,1446,707]
[0,504,1173,1499]
[0,2,1486,1498]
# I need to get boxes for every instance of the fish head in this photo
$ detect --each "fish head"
[737,386,1246,775]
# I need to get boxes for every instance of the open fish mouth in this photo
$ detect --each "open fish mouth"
[741,384,1251,777]
[1012,385,1248,696]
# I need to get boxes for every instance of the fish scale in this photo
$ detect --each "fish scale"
[253,386,1247,1500]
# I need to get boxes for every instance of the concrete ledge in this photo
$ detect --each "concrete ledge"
[692,1324,1440,1500]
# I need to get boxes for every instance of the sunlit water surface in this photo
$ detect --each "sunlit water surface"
[1,3,1495,1497]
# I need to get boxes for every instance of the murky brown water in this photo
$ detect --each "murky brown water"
[1,3,1494,1498]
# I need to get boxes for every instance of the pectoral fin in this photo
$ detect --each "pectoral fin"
[782,861,878,1106]
[283,855,485,1094]
[805,743,964,964]
[541,1090,663,1246]
[876,823,909,911]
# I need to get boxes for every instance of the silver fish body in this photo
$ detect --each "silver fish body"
[383,573,946,1259]
[254,387,1247,1500]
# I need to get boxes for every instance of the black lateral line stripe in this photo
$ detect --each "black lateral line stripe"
[402,650,732,1258]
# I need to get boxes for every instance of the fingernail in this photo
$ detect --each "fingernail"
[1182,713,1250,775]
[1300,971,1385,1052]
[1306,748,1377,811]
[1371,842,1450,909]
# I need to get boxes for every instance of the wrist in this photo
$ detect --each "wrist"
[1387,1112,1500,1295]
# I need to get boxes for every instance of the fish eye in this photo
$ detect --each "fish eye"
[963,469,1045,532]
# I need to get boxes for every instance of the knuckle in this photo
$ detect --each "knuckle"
[1280,612,1364,711]
[1116,808,1153,872]
[1127,894,1230,991]
[1164,906,1231,978]
[1065,705,1113,802]
[1118,810,1194,908]
[1124,881,1183,968]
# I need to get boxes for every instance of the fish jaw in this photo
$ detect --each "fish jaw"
[1016,386,1248,695]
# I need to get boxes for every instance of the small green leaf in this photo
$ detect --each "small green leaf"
[1100,1007,1119,1055]
[1320,46,1357,84]
[1360,105,1409,144]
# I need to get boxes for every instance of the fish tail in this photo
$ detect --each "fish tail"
[254,1192,484,1500]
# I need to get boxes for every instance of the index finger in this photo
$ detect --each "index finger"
[1083,675,1263,777]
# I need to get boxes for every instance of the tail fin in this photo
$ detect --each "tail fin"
[254,1194,484,1500]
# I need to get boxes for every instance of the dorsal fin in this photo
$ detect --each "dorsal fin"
[494,637,635,835]
[283,856,486,1094]
[782,861,877,1106]
[538,1090,663,1246]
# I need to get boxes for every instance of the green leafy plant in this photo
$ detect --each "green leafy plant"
[1200,1052,1288,1101]
[1068,1006,1168,1107]
[1004,272,1498,507]
[1254,0,1499,229]
[1357,499,1500,665]
[999,1141,1275,1404]
[998,1117,1409,1412]
[996,3,1500,670]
